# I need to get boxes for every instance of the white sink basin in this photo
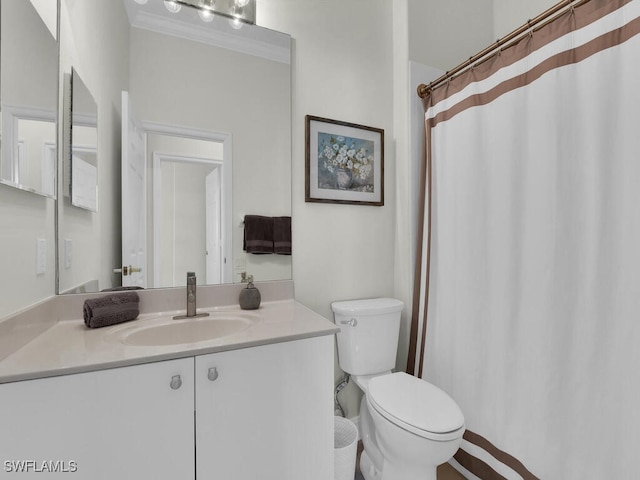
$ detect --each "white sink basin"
[112,313,257,347]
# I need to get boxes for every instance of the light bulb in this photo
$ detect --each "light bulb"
[134,0,148,4]
[229,17,243,29]
[235,0,250,7]
[198,8,214,22]
[164,0,182,13]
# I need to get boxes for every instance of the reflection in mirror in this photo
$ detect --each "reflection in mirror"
[57,0,292,294]
[147,133,231,288]
[70,69,98,212]
[0,0,58,198]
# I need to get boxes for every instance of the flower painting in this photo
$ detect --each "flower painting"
[317,133,374,192]
[305,116,384,206]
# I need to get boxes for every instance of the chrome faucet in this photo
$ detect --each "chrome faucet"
[186,271,197,317]
[173,272,209,320]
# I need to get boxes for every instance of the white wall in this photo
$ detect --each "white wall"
[408,0,494,71]
[493,0,560,40]
[0,192,55,319]
[58,0,130,293]
[29,0,57,39]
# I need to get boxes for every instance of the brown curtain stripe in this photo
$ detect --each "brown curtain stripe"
[462,430,540,480]
[407,93,433,377]
[454,449,509,480]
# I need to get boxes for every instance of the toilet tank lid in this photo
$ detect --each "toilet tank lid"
[331,298,404,316]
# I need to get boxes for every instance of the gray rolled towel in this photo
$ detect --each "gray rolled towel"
[83,292,140,328]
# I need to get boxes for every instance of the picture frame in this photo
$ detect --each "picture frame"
[305,115,384,206]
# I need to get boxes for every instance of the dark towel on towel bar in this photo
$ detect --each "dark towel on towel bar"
[83,292,140,328]
[243,215,274,254]
[273,216,292,255]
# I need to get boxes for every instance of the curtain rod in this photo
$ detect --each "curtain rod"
[416,0,590,99]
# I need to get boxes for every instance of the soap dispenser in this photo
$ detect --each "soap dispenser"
[239,272,261,310]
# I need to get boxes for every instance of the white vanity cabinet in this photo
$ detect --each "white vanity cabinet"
[0,357,195,479]
[0,335,334,480]
[195,335,334,480]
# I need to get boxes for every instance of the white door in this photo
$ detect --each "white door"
[195,337,334,480]
[205,167,221,284]
[121,91,146,287]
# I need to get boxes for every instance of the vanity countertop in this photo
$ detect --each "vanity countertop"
[0,300,338,384]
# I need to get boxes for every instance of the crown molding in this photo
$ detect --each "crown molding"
[128,9,290,64]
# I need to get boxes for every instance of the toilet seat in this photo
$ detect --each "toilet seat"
[367,372,464,442]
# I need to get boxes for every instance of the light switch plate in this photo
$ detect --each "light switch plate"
[234,256,246,271]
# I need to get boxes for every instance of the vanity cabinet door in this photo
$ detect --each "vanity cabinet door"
[195,336,334,480]
[0,358,194,479]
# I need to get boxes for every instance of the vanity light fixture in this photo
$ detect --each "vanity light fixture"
[198,9,215,22]
[198,0,215,22]
[154,0,256,26]
[228,2,244,29]
[164,0,182,13]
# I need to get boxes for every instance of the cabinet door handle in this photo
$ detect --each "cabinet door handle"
[170,375,182,390]
[207,367,219,382]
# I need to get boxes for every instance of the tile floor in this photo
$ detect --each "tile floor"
[354,441,466,480]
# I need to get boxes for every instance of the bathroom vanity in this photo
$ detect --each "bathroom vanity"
[0,284,338,480]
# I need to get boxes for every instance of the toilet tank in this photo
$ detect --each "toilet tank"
[332,298,404,376]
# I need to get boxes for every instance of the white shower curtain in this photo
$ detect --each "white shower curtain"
[410,1,640,478]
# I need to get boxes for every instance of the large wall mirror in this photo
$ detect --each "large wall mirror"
[0,0,58,198]
[58,0,291,294]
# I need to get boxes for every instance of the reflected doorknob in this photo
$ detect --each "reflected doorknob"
[113,265,142,276]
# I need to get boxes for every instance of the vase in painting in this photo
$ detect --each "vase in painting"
[336,168,353,190]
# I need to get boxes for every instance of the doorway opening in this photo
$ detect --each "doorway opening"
[148,132,232,287]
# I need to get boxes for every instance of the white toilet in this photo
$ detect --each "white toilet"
[332,298,464,480]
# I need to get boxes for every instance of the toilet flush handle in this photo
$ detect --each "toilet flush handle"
[340,318,358,327]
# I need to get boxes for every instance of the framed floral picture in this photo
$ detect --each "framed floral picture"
[305,115,384,206]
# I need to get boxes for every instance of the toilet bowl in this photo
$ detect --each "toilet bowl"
[332,298,465,480]
[365,372,464,480]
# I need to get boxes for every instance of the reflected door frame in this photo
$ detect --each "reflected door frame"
[0,104,56,197]
[152,152,225,286]
[144,122,233,286]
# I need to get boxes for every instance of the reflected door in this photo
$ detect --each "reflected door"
[121,91,146,287]
[205,168,222,284]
